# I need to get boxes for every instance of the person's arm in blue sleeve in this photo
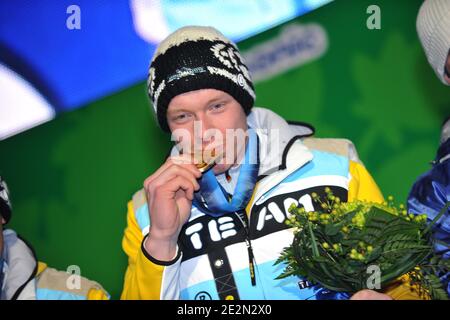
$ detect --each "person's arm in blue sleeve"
[407,157,450,295]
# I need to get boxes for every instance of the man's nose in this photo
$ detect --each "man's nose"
[194,116,215,146]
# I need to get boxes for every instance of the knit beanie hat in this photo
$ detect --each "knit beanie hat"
[416,0,450,85]
[0,177,12,224]
[147,26,256,132]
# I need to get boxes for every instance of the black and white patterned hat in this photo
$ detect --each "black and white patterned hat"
[148,26,256,132]
[0,176,11,224]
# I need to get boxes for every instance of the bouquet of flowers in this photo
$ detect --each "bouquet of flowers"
[275,188,450,300]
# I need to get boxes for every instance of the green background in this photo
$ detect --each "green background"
[0,0,448,299]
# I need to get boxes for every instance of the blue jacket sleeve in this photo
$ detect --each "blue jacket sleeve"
[407,159,450,295]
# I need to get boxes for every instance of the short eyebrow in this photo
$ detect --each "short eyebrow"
[206,96,227,105]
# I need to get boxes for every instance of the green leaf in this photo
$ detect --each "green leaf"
[324,223,341,236]
[423,274,449,300]
[275,268,298,280]
[307,222,320,257]
[423,201,450,235]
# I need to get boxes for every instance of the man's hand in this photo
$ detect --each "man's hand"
[350,289,393,300]
[143,155,202,261]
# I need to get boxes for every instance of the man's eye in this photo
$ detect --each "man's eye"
[210,103,225,111]
[174,113,189,121]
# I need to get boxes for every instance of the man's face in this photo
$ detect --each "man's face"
[444,52,450,85]
[167,89,248,174]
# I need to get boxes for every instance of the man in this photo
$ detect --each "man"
[0,176,109,300]
[121,26,421,300]
[416,0,450,85]
[407,116,450,297]
[408,0,450,297]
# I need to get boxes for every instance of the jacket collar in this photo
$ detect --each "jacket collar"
[247,107,314,176]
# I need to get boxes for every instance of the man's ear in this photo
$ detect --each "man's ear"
[445,73,450,85]
[445,53,450,85]
[1,217,5,225]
